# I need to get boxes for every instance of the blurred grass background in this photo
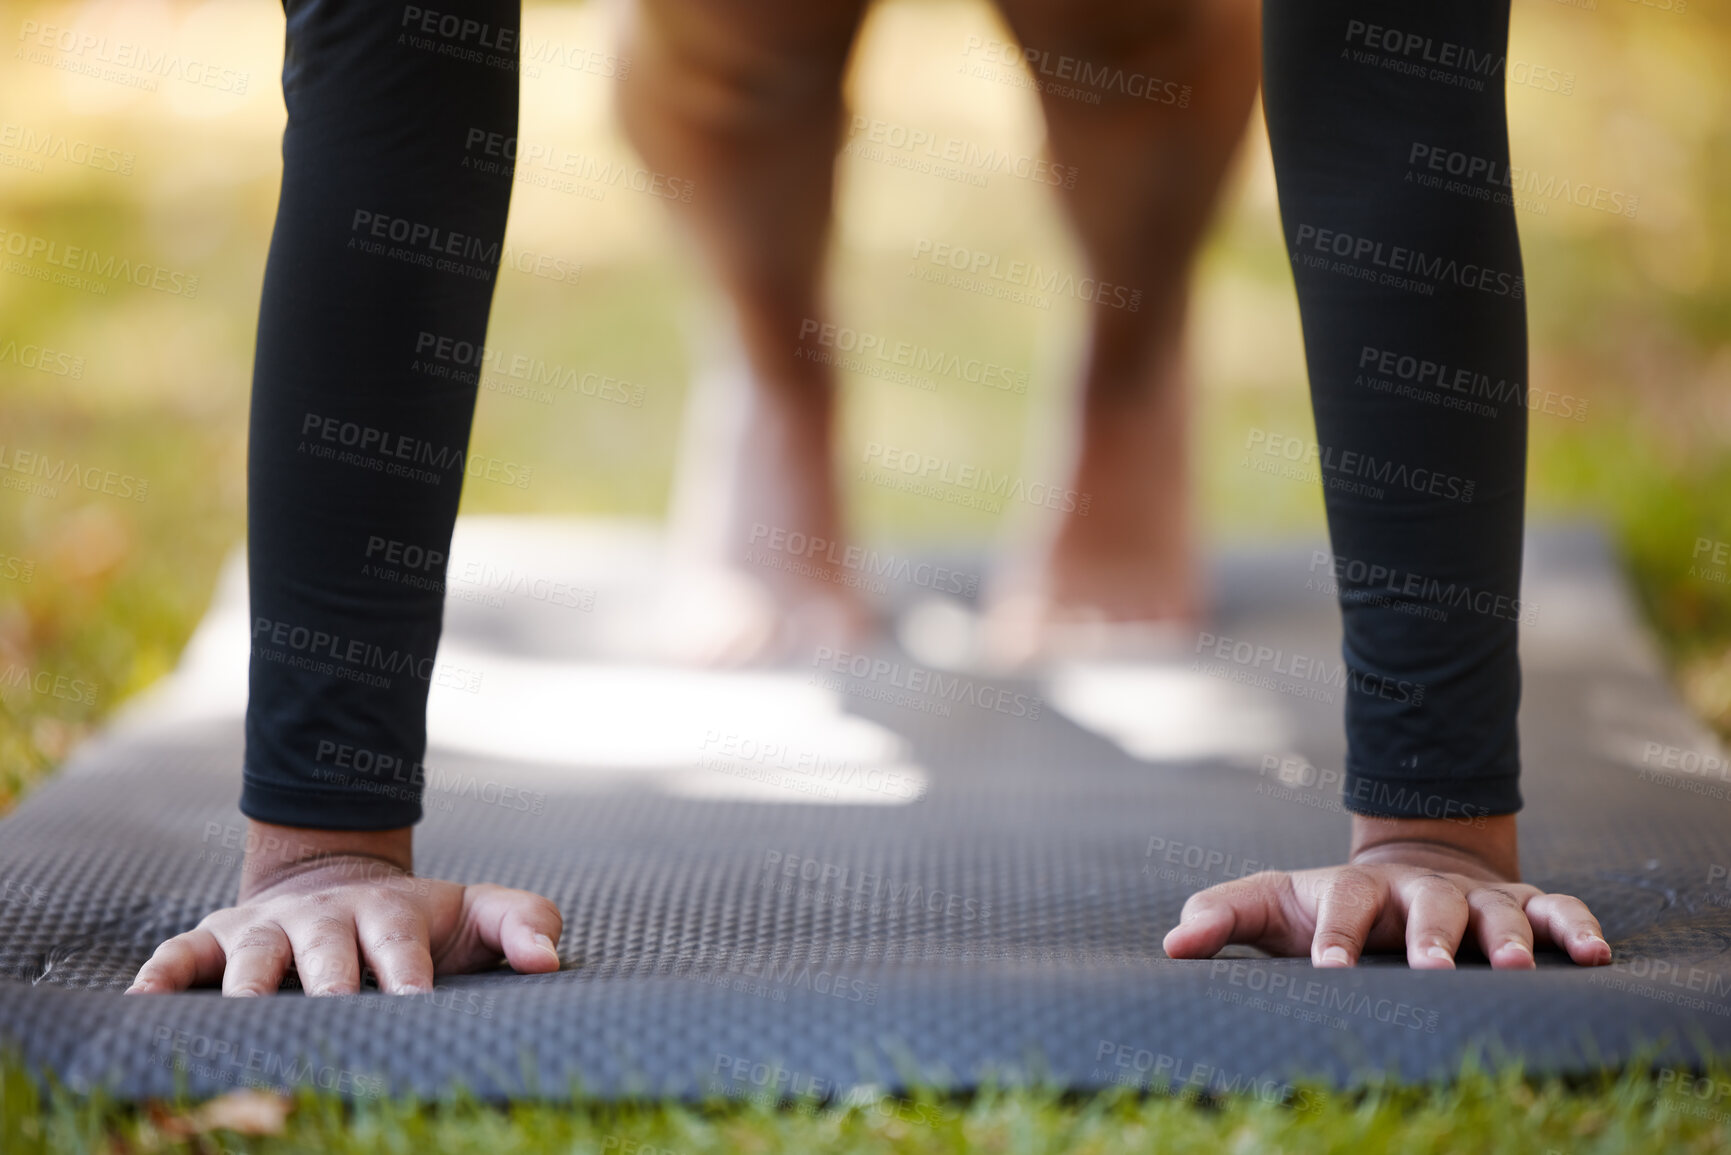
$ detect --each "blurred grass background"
[1,0,1729,812]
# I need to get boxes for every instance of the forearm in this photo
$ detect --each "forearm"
[241,0,520,831]
[1263,0,1527,820]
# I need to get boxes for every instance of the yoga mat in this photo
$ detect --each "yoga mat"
[3,518,1728,1101]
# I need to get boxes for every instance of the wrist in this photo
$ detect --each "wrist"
[1350,813,1519,880]
[237,819,413,900]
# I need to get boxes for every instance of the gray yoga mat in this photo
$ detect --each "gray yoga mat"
[3,518,1729,1102]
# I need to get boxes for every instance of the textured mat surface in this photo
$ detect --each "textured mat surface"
[4,519,1731,1101]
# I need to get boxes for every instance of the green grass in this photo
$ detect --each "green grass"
[5,1054,1731,1154]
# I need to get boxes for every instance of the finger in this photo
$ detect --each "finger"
[1307,867,1384,967]
[128,928,225,993]
[217,923,293,996]
[284,914,362,995]
[460,885,563,975]
[1466,886,1537,970]
[1399,874,1469,970]
[1162,873,1295,959]
[1524,892,1612,966]
[355,905,434,994]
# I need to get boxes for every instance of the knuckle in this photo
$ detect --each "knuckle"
[368,926,422,950]
[229,926,285,954]
[1472,889,1523,914]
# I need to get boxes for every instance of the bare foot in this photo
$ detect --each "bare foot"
[658,360,875,666]
[982,363,1202,666]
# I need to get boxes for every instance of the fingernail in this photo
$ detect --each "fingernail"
[534,933,558,959]
[123,983,144,995]
[396,984,431,996]
[1505,941,1532,956]
[1426,945,1453,962]
[1320,946,1350,966]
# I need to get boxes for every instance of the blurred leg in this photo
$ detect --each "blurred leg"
[617,0,871,664]
[984,0,1260,657]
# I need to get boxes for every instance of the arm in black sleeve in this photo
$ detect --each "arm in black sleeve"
[242,0,521,830]
[1262,0,1528,819]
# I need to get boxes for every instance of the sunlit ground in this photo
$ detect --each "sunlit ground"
[1,0,1729,809]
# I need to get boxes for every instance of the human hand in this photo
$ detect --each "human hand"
[126,820,563,995]
[1162,815,1612,969]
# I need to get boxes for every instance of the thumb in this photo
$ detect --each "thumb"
[1163,896,1238,959]
[461,884,565,975]
[1163,873,1290,959]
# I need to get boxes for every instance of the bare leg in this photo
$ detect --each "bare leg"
[983,0,1261,659]
[617,0,871,664]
